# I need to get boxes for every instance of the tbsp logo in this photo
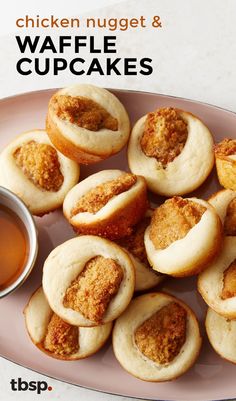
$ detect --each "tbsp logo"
[10,378,52,394]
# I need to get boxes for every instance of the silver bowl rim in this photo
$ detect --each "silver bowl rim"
[0,186,38,298]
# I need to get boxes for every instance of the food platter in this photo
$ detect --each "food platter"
[0,88,236,401]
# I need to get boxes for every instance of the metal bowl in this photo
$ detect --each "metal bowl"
[0,186,38,298]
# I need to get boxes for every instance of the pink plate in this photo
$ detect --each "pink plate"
[0,89,236,401]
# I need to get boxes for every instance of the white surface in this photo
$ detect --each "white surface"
[0,361,132,401]
[0,0,126,35]
[0,0,236,400]
[0,0,236,111]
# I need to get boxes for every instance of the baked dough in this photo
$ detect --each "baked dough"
[215,138,236,191]
[63,169,148,240]
[24,287,112,360]
[0,130,80,215]
[128,107,214,196]
[113,292,201,382]
[116,209,164,291]
[206,307,236,364]
[198,236,236,319]
[208,189,236,235]
[42,235,135,326]
[46,84,130,164]
[144,197,222,277]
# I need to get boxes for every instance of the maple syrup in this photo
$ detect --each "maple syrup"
[0,204,28,290]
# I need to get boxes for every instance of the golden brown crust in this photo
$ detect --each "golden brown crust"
[72,173,137,215]
[115,211,164,292]
[116,216,151,265]
[63,256,123,323]
[72,187,148,240]
[216,158,236,191]
[140,108,188,167]
[221,260,236,300]
[46,115,104,164]
[24,286,113,361]
[43,322,112,359]
[216,159,236,187]
[215,139,236,191]
[23,288,81,362]
[65,175,148,240]
[224,198,236,235]
[14,141,64,191]
[149,197,206,250]
[51,95,118,131]
[215,138,236,157]
[134,302,187,364]
[35,334,111,361]
[0,129,80,216]
[43,313,79,356]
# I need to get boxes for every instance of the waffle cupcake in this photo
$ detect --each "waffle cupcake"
[63,169,148,240]
[128,107,214,196]
[208,189,236,236]
[198,236,236,319]
[24,287,112,360]
[113,292,202,381]
[42,236,135,327]
[46,84,130,164]
[206,307,236,364]
[215,138,236,191]
[144,197,222,277]
[0,130,80,215]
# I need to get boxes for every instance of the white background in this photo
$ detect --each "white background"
[1,0,236,111]
[0,0,236,400]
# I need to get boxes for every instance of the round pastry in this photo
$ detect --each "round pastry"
[198,236,236,319]
[208,189,236,235]
[42,235,135,327]
[0,130,80,215]
[63,169,148,240]
[144,196,222,277]
[215,138,236,191]
[116,209,164,291]
[113,292,202,382]
[46,84,130,164]
[24,287,112,360]
[206,307,236,364]
[128,107,214,196]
